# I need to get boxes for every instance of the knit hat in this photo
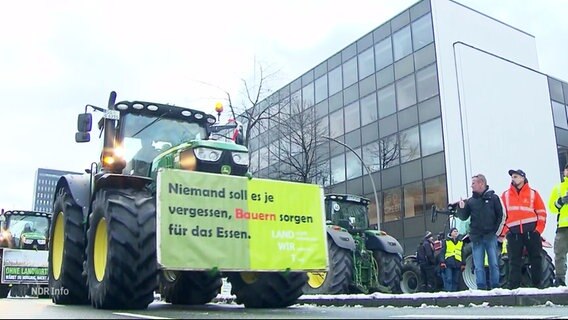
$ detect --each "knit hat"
[424,231,433,240]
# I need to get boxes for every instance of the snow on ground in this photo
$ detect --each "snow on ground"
[295,286,568,300]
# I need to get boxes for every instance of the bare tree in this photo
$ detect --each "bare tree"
[262,97,329,184]
[217,61,287,151]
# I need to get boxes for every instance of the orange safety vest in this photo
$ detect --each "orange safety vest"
[501,183,546,235]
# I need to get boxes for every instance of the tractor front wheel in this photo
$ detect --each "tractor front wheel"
[86,188,157,309]
[228,271,307,308]
[49,188,88,305]
[374,251,402,293]
[160,270,222,305]
[303,238,353,294]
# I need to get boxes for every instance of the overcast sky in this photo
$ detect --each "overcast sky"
[0,0,566,211]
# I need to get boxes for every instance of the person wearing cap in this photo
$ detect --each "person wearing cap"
[501,169,547,289]
[457,174,505,290]
[416,231,437,292]
[439,228,465,291]
[547,163,568,287]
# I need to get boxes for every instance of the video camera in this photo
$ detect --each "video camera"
[431,201,461,223]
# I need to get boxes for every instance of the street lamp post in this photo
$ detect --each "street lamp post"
[322,135,381,231]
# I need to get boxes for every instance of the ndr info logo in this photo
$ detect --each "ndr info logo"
[31,286,69,296]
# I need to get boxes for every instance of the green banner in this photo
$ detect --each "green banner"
[157,169,328,272]
[1,249,48,284]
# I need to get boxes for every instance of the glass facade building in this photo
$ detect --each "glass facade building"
[33,168,81,213]
[247,0,567,254]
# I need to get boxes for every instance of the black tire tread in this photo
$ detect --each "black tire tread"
[303,239,353,294]
[86,188,158,309]
[49,188,89,305]
[161,271,222,305]
[228,272,307,308]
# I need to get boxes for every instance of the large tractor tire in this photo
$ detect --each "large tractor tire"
[160,270,222,305]
[303,239,353,294]
[461,243,506,290]
[374,251,402,293]
[227,272,307,308]
[49,188,89,305]
[86,188,158,309]
[400,257,422,293]
[500,249,555,289]
[0,285,9,298]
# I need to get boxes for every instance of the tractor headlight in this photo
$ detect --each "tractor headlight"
[232,152,248,166]
[23,238,33,244]
[37,239,46,245]
[194,148,222,162]
[179,150,197,170]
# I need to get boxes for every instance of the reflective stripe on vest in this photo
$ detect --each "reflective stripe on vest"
[504,188,540,233]
[444,239,463,262]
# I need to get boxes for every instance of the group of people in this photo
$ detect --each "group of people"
[417,166,568,292]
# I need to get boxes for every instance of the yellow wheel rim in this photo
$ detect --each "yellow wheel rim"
[52,212,64,280]
[307,271,327,289]
[94,218,108,282]
[240,272,260,284]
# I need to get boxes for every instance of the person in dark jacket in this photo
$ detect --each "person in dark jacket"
[440,227,465,291]
[457,173,506,290]
[417,231,437,292]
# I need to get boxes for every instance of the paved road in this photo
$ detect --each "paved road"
[1,297,568,319]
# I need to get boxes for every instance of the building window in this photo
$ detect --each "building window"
[404,181,423,217]
[360,93,378,126]
[420,118,443,156]
[416,63,439,102]
[393,25,412,61]
[425,175,448,211]
[343,57,358,88]
[383,187,402,222]
[552,101,568,129]
[328,66,342,96]
[375,37,393,71]
[378,84,396,118]
[396,74,417,111]
[331,154,346,184]
[362,141,381,172]
[302,82,315,108]
[346,148,363,180]
[329,109,344,138]
[400,126,420,162]
[358,47,375,80]
[411,13,433,51]
[344,101,360,133]
[380,134,399,169]
[315,75,328,103]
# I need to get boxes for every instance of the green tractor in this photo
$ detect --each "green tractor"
[303,194,403,294]
[48,91,308,310]
[0,210,51,298]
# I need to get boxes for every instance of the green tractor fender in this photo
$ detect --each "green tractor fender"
[364,231,404,256]
[326,228,355,251]
[56,172,152,221]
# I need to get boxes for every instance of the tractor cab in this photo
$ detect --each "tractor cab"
[0,210,51,250]
[324,194,370,231]
[74,92,249,179]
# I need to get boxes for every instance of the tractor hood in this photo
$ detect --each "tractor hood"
[20,231,46,240]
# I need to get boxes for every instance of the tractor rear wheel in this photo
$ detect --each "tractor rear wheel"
[49,188,88,305]
[86,188,158,309]
[160,270,222,305]
[303,238,353,294]
[501,249,556,289]
[400,257,422,293]
[374,251,402,293]
[227,271,307,308]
